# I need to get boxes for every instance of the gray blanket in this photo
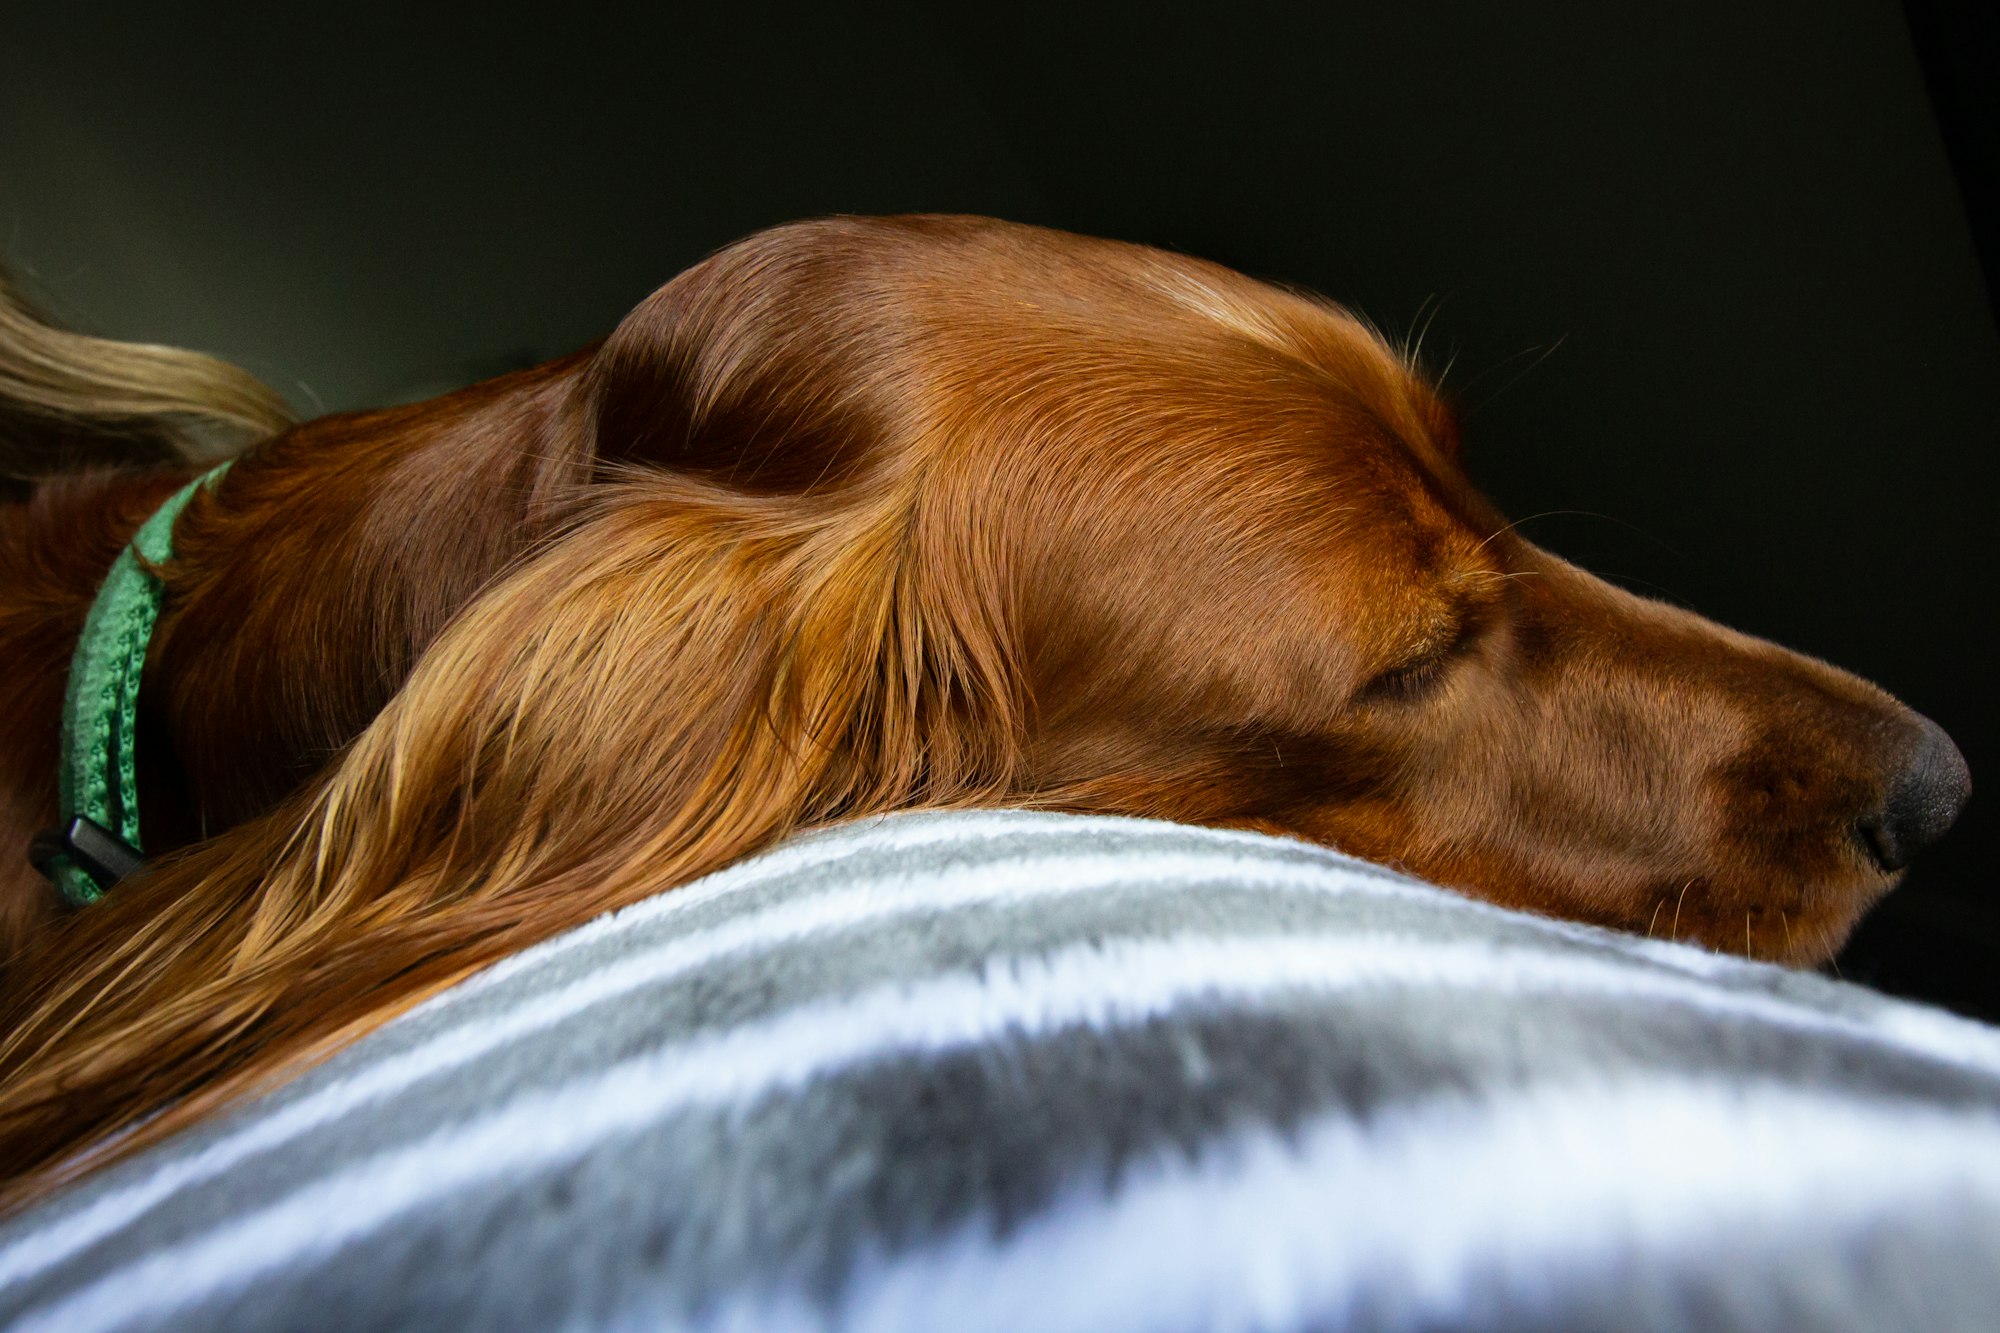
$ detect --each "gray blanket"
[3,811,1999,1331]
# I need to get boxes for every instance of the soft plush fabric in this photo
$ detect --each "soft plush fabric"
[3,810,1999,1332]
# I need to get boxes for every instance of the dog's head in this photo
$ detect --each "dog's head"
[589,215,1968,962]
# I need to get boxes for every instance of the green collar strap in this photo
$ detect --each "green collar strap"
[32,463,230,906]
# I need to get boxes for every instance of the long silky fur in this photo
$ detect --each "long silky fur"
[0,464,1021,1209]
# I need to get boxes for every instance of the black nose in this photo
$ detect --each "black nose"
[1859,713,1971,872]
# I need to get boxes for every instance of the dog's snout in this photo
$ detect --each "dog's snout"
[1858,713,1970,872]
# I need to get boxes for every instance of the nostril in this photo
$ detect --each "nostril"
[1857,812,1908,872]
[1858,713,1971,873]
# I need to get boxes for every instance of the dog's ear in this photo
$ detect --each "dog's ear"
[0,446,1030,1197]
[580,226,905,495]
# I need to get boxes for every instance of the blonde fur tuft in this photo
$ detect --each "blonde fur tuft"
[0,271,294,483]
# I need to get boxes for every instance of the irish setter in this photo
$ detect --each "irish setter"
[0,215,1969,1206]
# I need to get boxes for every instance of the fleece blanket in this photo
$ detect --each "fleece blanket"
[2,810,1998,1331]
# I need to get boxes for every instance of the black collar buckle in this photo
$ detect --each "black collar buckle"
[29,816,146,896]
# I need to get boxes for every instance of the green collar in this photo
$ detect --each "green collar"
[33,463,230,906]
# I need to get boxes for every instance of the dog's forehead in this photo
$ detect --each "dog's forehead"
[958,364,1496,690]
[936,283,1441,471]
[910,233,1500,626]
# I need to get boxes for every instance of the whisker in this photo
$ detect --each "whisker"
[1474,509,1685,565]
[1404,293,1449,371]
[1437,344,1462,386]
[1401,294,1435,360]
[1473,509,1613,555]
[1464,333,1568,418]
[1448,341,1546,397]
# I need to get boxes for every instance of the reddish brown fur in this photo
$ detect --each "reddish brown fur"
[0,215,1962,1207]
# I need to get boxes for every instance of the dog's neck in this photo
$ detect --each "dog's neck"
[0,352,593,959]
[0,469,195,953]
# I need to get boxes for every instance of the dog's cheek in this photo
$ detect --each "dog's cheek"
[1339,672,1699,927]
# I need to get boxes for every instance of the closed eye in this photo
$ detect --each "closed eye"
[1358,651,1452,702]
[1357,613,1484,704]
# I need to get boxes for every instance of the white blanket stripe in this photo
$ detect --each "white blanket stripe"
[387,809,1778,1006]
[10,927,1995,1333]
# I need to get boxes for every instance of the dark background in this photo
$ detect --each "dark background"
[3,3,1994,1014]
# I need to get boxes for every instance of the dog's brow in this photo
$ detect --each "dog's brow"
[1397,577,1502,665]
[1386,604,1465,668]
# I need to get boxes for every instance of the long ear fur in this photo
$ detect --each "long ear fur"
[0,270,294,490]
[0,468,1022,1207]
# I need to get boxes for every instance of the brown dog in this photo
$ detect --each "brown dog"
[0,215,1969,1201]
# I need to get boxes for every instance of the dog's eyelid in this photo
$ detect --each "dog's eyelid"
[1356,625,1460,702]
[1357,600,1494,703]
[1356,654,1446,703]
